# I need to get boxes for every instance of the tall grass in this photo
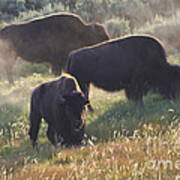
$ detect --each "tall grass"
[0,10,180,176]
[0,73,51,145]
[0,65,180,179]
[1,120,179,179]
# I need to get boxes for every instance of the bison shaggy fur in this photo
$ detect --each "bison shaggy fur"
[29,74,88,149]
[0,13,110,84]
[67,35,180,107]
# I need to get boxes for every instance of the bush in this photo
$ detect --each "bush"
[14,61,50,78]
[0,0,178,25]
[153,24,180,55]
[105,18,131,38]
[136,12,180,55]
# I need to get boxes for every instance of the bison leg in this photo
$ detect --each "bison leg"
[5,64,14,85]
[51,57,67,76]
[127,72,149,106]
[47,125,57,146]
[125,86,144,106]
[29,110,41,150]
[78,81,94,111]
[125,75,145,106]
[0,41,16,85]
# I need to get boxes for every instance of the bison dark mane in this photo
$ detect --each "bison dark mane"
[28,74,88,149]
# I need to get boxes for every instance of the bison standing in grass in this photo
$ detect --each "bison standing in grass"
[0,13,110,84]
[67,35,180,110]
[29,74,89,149]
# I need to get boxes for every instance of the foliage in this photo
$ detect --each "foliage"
[14,61,50,78]
[1,0,180,47]
[0,0,180,26]
[0,73,51,145]
[136,11,180,55]
[105,18,131,38]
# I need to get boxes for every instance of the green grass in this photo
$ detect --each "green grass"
[0,71,180,179]
[0,3,180,179]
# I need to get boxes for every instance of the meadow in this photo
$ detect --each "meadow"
[0,1,180,179]
[0,59,180,179]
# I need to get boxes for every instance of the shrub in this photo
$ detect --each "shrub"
[136,12,180,55]
[105,18,131,38]
[0,0,179,29]
[14,61,50,78]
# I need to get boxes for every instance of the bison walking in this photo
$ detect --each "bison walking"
[29,75,88,149]
[67,35,180,108]
[0,13,109,84]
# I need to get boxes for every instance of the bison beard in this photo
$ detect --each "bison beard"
[0,13,110,84]
[67,35,180,108]
[28,75,88,150]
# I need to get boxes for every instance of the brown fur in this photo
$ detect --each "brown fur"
[67,35,180,108]
[55,75,77,103]
[0,13,110,84]
[29,74,87,148]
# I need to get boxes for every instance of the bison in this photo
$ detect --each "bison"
[67,35,180,109]
[28,74,89,149]
[0,13,110,84]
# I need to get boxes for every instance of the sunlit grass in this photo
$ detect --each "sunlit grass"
[1,123,179,179]
[0,64,180,179]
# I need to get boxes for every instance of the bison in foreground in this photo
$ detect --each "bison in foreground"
[29,75,88,149]
[67,35,180,109]
[0,13,110,84]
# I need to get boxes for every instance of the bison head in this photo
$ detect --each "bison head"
[61,91,89,145]
[87,23,110,45]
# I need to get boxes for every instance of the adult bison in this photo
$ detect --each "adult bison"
[0,13,110,84]
[67,35,180,109]
[29,74,89,149]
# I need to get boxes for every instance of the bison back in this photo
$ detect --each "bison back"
[67,35,168,91]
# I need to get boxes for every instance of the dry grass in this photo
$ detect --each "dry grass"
[0,71,180,179]
[1,123,179,180]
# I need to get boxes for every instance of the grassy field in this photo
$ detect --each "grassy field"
[0,61,180,179]
[0,2,180,179]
